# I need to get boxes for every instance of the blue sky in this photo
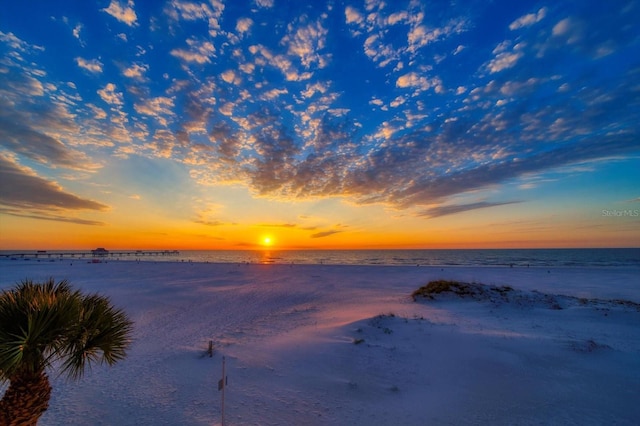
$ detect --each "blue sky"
[0,0,638,249]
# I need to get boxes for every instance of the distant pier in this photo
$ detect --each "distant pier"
[0,250,180,260]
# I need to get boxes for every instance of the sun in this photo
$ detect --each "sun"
[261,236,273,246]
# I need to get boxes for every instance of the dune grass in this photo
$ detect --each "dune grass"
[411,280,514,301]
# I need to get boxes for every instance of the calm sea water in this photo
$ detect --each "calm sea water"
[3,248,637,268]
[176,248,640,267]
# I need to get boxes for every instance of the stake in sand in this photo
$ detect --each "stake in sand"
[218,356,228,426]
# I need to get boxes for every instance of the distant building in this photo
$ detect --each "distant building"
[92,247,109,256]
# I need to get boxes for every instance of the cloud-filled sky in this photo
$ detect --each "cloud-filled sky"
[0,0,638,250]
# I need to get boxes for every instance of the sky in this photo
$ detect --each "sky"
[0,0,638,250]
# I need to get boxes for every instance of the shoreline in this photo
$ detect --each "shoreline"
[2,255,640,269]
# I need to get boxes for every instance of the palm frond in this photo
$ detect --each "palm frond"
[59,293,133,379]
[0,279,133,382]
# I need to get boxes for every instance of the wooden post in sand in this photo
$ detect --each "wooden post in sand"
[218,356,227,426]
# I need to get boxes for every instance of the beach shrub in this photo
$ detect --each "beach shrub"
[0,279,133,425]
[412,280,514,301]
[411,280,470,300]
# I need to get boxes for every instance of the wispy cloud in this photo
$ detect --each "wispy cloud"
[345,6,364,26]
[194,219,225,227]
[236,17,253,36]
[345,1,468,68]
[0,31,44,54]
[419,201,521,219]
[71,22,86,46]
[0,208,106,226]
[258,223,298,229]
[170,38,215,64]
[0,154,108,213]
[255,0,273,8]
[4,132,87,173]
[102,0,138,26]
[97,83,124,105]
[396,72,443,94]
[164,0,225,37]
[122,63,148,80]
[134,96,175,126]
[75,57,103,74]
[310,229,344,239]
[281,19,329,69]
[509,7,547,30]
[485,41,525,73]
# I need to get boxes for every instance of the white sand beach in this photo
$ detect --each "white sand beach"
[1,260,639,425]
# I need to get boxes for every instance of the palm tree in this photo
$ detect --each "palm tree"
[0,278,133,425]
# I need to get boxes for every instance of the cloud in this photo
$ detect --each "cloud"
[72,23,85,46]
[220,69,241,85]
[509,7,547,30]
[311,230,344,238]
[236,17,253,35]
[485,43,524,73]
[387,11,408,25]
[0,47,106,170]
[249,44,313,81]
[198,60,638,210]
[0,208,106,226]
[282,19,329,69]
[258,223,298,229]
[75,57,103,73]
[194,218,225,227]
[261,88,288,100]
[419,201,521,218]
[453,45,465,55]
[165,0,225,37]
[97,83,124,105]
[167,0,214,20]
[301,82,329,99]
[552,18,572,37]
[0,31,44,54]
[345,6,364,25]
[0,154,108,213]
[0,113,96,170]
[345,2,467,67]
[352,133,638,209]
[134,96,175,125]
[407,18,467,53]
[170,38,215,64]
[122,63,148,79]
[102,0,138,26]
[87,104,108,120]
[255,0,274,8]
[396,72,442,93]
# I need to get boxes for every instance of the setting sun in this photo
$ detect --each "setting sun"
[261,236,273,246]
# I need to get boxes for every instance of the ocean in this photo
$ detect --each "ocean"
[2,248,638,268]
